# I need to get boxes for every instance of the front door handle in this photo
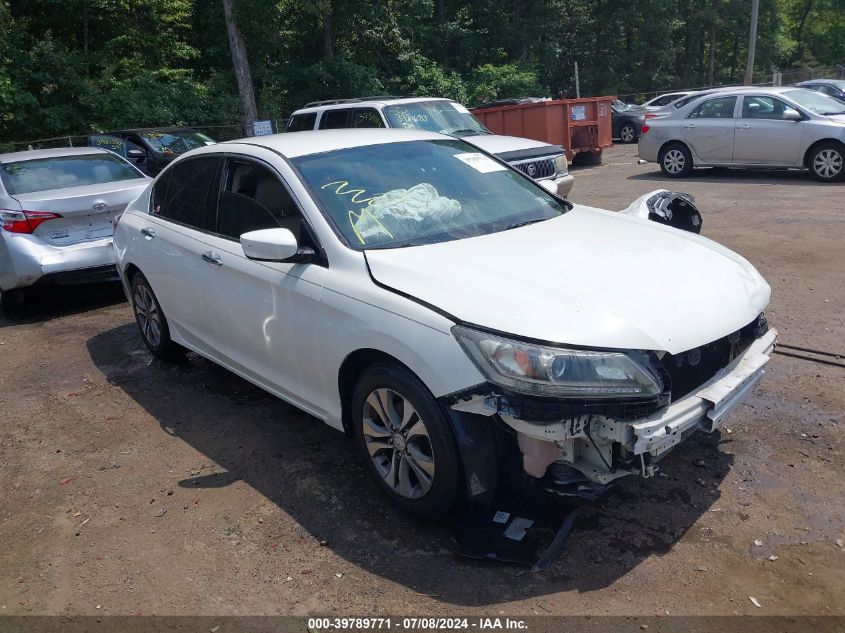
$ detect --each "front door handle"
[737,123,751,129]
[140,227,156,239]
[201,251,223,266]
[683,123,696,129]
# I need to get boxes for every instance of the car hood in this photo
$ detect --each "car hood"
[462,134,560,157]
[365,205,771,354]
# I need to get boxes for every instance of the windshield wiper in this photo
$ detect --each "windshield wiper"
[503,218,548,231]
[444,128,488,137]
[822,110,845,115]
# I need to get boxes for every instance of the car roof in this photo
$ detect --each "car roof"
[796,79,843,86]
[106,127,204,135]
[0,146,111,163]
[292,97,453,116]
[221,128,451,158]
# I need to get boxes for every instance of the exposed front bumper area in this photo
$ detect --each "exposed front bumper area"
[0,234,118,291]
[551,173,575,197]
[451,328,776,490]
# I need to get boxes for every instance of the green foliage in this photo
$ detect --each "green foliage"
[1,0,843,144]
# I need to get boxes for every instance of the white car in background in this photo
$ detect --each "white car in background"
[639,87,845,181]
[0,147,150,309]
[114,129,775,518]
[639,92,694,110]
[286,96,574,197]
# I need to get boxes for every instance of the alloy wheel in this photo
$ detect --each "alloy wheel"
[813,148,843,180]
[361,388,435,499]
[134,284,161,348]
[664,149,686,174]
[620,124,635,143]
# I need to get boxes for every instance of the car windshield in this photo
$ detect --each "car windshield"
[140,130,215,154]
[0,153,143,194]
[382,101,489,137]
[293,139,569,250]
[784,89,845,115]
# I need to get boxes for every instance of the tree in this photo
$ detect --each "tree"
[222,0,258,134]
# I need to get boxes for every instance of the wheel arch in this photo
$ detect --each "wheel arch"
[337,348,416,436]
[658,138,692,158]
[803,138,845,168]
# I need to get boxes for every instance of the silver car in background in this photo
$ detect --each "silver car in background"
[0,147,150,309]
[639,87,845,182]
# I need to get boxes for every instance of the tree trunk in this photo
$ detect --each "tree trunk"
[743,0,760,85]
[435,0,448,67]
[322,8,333,62]
[222,0,258,135]
[707,0,718,85]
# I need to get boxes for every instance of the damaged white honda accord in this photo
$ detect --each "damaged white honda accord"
[114,129,776,518]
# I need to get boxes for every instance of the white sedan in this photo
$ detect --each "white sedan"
[114,129,775,518]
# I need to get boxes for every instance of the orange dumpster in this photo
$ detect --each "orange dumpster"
[471,97,616,162]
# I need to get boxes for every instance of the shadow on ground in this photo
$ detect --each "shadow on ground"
[0,282,126,327]
[627,167,829,186]
[87,323,732,605]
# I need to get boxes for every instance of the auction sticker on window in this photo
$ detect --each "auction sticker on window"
[454,152,507,173]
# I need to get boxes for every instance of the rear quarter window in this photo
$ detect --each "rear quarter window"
[286,113,318,132]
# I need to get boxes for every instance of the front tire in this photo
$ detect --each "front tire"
[0,288,28,312]
[808,142,844,182]
[130,273,179,360]
[619,123,637,144]
[659,142,693,178]
[352,362,461,519]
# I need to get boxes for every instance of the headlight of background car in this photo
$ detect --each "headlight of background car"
[554,154,568,176]
[453,326,663,399]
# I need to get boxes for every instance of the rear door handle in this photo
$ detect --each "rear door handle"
[201,251,223,266]
[140,227,156,239]
[683,123,696,129]
[737,123,751,129]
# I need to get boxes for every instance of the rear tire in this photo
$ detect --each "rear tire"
[619,123,637,144]
[130,273,179,360]
[807,142,844,182]
[352,362,462,519]
[659,142,693,178]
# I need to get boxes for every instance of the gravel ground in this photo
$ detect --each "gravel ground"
[0,144,842,618]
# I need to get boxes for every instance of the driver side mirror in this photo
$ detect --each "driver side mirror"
[783,108,802,121]
[241,228,314,263]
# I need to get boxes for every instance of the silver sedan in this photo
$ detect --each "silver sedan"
[0,147,150,309]
[638,87,845,182]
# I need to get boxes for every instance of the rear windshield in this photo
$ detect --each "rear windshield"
[0,153,144,194]
[140,130,215,154]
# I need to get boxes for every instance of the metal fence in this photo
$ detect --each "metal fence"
[4,119,290,153]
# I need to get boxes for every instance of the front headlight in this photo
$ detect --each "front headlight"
[554,154,569,176]
[453,326,663,399]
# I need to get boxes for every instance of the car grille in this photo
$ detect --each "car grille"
[661,314,769,401]
[511,157,556,180]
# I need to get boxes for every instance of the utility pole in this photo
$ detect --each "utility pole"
[574,62,580,98]
[743,0,760,85]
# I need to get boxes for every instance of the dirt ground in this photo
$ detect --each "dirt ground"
[1,144,842,618]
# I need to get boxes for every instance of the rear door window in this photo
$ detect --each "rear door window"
[353,108,385,128]
[688,96,738,119]
[286,113,317,132]
[319,109,353,129]
[154,157,221,232]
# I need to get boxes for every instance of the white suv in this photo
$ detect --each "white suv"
[286,96,575,197]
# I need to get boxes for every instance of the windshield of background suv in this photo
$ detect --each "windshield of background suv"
[293,139,568,250]
[783,89,845,115]
[382,101,489,137]
[1,153,144,194]
[140,130,215,155]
